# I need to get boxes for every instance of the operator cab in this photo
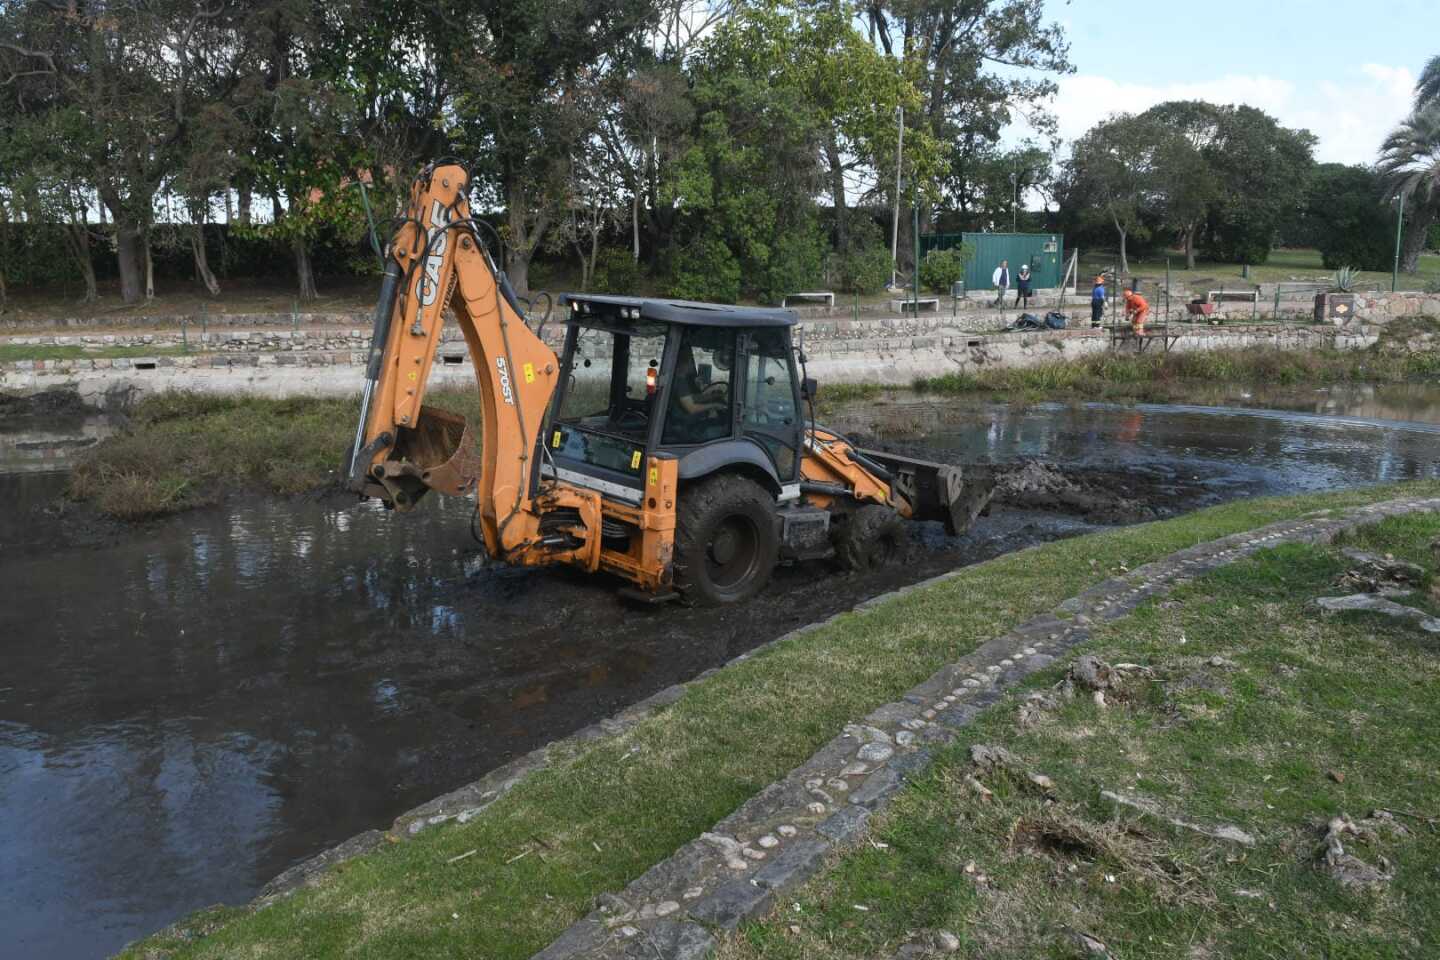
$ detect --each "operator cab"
[545,295,805,502]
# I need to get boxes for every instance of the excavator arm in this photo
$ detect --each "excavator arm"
[345,163,593,563]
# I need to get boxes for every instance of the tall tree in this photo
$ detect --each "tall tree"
[1139,101,1224,269]
[1378,104,1440,273]
[864,0,1071,227]
[1063,114,1161,274]
[449,0,660,295]
[1199,105,1314,265]
[0,0,264,303]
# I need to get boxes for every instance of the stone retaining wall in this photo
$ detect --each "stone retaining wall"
[0,320,1376,404]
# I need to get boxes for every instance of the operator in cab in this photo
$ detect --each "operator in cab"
[667,341,733,443]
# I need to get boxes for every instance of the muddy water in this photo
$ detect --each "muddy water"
[5,394,1440,959]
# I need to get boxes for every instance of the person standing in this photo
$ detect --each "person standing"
[1014,264,1033,309]
[1090,274,1106,328]
[991,259,1010,307]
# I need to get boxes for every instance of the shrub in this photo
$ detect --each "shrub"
[668,237,741,303]
[834,245,892,295]
[591,247,642,294]
[919,246,973,294]
[756,227,826,304]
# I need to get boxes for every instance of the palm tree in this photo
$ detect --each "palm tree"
[1418,55,1440,110]
[1379,103,1440,273]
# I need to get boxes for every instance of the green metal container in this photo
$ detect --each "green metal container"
[921,232,1064,290]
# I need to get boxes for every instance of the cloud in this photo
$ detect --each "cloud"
[1021,64,1415,165]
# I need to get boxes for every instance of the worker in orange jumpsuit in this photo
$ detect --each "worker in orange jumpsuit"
[1123,288,1150,336]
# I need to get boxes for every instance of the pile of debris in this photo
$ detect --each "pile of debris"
[1017,654,1154,725]
[1317,811,1411,889]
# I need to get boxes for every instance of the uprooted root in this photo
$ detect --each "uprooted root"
[1316,812,1409,889]
[1019,656,1156,724]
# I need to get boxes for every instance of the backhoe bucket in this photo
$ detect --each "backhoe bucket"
[856,448,997,536]
[375,405,480,510]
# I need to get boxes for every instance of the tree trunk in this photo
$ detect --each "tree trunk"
[293,237,318,301]
[631,192,640,262]
[1184,225,1196,269]
[504,182,550,296]
[824,131,848,251]
[238,186,251,226]
[1401,210,1433,274]
[506,250,531,297]
[1117,227,1129,276]
[191,223,221,297]
[588,227,600,290]
[62,221,99,302]
[144,231,155,300]
[115,222,146,304]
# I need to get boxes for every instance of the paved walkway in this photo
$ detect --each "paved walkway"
[527,494,1440,960]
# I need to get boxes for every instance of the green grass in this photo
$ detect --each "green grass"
[122,481,1440,960]
[0,342,191,362]
[910,344,1440,405]
[1081,247,1440,291]
[722,513,1440,960]
[69,388,480,518]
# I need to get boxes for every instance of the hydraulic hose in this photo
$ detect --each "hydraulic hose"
[347,258,404,486]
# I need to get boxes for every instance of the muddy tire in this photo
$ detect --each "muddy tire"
[834,503,905,572]
[673,474,779,606]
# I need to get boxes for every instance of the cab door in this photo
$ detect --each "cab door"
[738,329,801,482]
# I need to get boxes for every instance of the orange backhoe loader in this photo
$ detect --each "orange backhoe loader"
[346,162,994,604]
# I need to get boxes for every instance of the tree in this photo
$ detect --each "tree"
[943,142,1053,232]
[1138,101,1224,269]
[667,1,939,301]
[0,1,271,303]
[1302,164,1395,271]
[1064,114,1161,274]
[863,0,1072,228]
[2,111,100,301]
[449,0,659,295]
[1378,61,1440,275]
[1200,105,1315,265]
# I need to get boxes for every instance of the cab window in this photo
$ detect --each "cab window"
[740,329,798,477]
[663,327,736,446]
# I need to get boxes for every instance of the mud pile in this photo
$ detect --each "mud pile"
[993,460,1212,524]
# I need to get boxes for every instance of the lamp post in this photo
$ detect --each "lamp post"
[1392,190,1406,293]
[890,106,903,289]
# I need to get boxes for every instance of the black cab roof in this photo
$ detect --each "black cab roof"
[559,294,797,328]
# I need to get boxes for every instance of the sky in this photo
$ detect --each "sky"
[1017,0,1436,165]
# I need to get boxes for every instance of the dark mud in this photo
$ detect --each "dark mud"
[0,387,96,419]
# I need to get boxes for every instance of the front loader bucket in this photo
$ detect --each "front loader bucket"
[856,448,997,536]
[375,405,480,509]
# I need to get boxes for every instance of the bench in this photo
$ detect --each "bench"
[1207,289,1259,304]
[781,291,835,309]
[889,297,939,315]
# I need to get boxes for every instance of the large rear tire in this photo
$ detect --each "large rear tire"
[673,475,779,606]
[833,503,905,572]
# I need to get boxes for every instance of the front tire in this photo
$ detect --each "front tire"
[833,503,905,572]
[673,475,779,605]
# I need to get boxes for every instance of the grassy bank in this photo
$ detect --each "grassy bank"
[70,389,479,519]
[124,482,1440,960]
[0,343,193,362]
[722,513,1440,960]
[908,344,1440,405]
[1078,247,1440,290]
